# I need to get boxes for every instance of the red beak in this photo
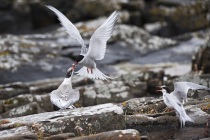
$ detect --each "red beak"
[72,62,78,70]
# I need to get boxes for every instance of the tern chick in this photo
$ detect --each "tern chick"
[157,86,194,128]
[46,5,119,80]
[50,67,79,110]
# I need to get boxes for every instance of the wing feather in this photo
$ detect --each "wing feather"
[46,5,87,55]
[86,11,118,60]
[172,82,210,103]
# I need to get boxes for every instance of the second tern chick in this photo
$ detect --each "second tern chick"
[50,67,79,110]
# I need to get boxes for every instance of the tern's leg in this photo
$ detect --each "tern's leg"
[87,68,89,73]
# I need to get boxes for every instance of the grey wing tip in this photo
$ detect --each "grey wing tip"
[45,5,54,11]
[45,5,51,8]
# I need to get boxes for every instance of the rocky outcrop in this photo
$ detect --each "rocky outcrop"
[0,0,142,33]
[76,19,176,54]
[192,37,210,74]
[143,0,210,36]
[123,97,210,140]
[69,129,140,140]
[0,34,73,84]
[1,94,210,139]
[0,70,163,118]
[0,103,124,139]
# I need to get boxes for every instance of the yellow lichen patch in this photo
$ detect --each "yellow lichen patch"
[4,99,14,105]
[200,103,210,112]
[19,43,33,48]
[0,50,10,56]
[74,102,82,107]
[121,101,127,107]
[204,97,210,102]
[13,122,25,128]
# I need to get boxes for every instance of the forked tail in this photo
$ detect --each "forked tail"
[179,106,194,127]
[75,66,120,80]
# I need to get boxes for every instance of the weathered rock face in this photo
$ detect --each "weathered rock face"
[81,70,167,107]
[123,96,210,140]
[1,93,210,139]
[122,97,164,115]
[0,34,73,84]
[0,103,124,139]
[0,0,143,33]
[192,37,210,74]
[76,19,176,54]
[0,0,209,37]
[0,76,94,118]
[143,0,210,37]
[69,129,140,140]
[1,102,41,118]
[0,70,161,118]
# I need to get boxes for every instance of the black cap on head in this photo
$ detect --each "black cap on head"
[76,55,84,63]
[162,86,170,93]
[66,68,73,78]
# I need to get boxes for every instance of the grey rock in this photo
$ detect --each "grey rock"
[0,87,29,100]
[122,97,163,115]
[76,71,155,106]
[76,18,176,54]
[44,133,75,140]
[2,94,53,113]
[121,72,148,96]
[83,88,96,107]
[34,94,53,112]
[187,104,210,126]
[95,81,132,104]
[0,34,74,84]
[0,103,124,137]
[1,102,41,118]
[112,24,176,54]
[3,94,35,112]
[0,101,3,114]
[67,0,121,21]
[192,36,210,74]
[68,129,140,140]
[123,97,210,139]
[126,115,179,132]
[143,0,210,36]
[0,126,37,140]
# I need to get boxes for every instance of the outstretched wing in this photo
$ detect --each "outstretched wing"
[46,5,87,55]
[172,82,210,103]
[86,11,118,60]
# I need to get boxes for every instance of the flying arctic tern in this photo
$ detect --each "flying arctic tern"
[46,5,119,80]
[50,67,79,110]
[157,86,194,127]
